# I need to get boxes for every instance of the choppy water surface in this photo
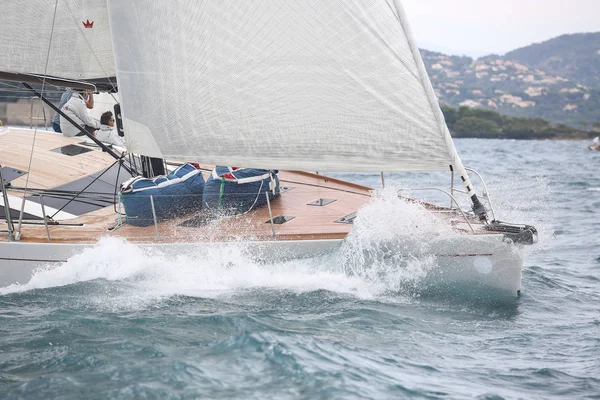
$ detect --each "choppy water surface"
[1,139,599,399]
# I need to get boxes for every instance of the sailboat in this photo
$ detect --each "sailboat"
[0,0,536,297]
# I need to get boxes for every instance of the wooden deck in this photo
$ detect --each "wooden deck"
[0,127,119,190]
[1,128,486,245]
[1,128,382,244]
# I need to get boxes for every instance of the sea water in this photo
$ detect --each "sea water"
[0,139,598,399]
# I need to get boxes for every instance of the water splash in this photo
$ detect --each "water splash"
[0,174,543,302]
[0,237,150,295]
[0,237,379,305]
[336,186,453,294]
[0,189,452,303]
[484,173,553,257]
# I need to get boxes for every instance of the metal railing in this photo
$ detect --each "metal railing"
[405,166,497,231]
[265,192,276,238]
[0,164,16,241]
[29,96,49,130]
[405,187,475,233]
[10,191,280,242]
[39,195,51,242]
[2,170,496,242]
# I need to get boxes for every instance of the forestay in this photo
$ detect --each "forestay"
[109,0,463,172]
[0,0,114,81]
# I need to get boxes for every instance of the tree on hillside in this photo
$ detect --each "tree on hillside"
[452,117,501,138]
[458,107,505,127]
[502,117,553,139]
[441,105,591,139]
[441,106,458,127]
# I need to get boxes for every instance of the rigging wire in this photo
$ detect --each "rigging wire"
[0,83,27,90]
[16,0,60,239]
[8,186,116,199]
[49,158,121,219]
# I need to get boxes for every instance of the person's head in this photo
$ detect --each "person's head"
[101,111,115,126]
[75,89,94,108]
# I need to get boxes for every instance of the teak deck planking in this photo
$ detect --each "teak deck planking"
[1,128,484,245]
[1,128,381,244]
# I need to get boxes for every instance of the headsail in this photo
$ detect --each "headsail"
[0,0,114,81]
[107,0,464,173]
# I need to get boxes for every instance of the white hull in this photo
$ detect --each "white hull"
[0,128,532,299]
[0,234,524,297]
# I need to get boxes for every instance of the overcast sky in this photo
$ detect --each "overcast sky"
[402,0,600,57]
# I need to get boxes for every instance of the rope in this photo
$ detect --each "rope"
[279,179,371,197]
[218,178,225,209]
[241,179,265,215]
[214,175,267,215]
[17,0,60,238]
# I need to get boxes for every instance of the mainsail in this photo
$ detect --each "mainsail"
[0,0,114,81]
[106,0,464,173]
[0,0,471,178]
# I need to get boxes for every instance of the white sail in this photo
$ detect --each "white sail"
[0,0,114,81]
[107,0,462,172]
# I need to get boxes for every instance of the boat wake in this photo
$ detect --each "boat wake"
[0,237,377,300]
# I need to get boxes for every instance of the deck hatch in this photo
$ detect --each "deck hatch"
[334,212,357,224]
[267,216,295,224]
[51,144,93,156]
[307,198,336,207]
[1,166,27,185]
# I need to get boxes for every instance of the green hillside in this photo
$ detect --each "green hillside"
[442,106,595,139]
[422,32,600,129]
[504,33,600,87]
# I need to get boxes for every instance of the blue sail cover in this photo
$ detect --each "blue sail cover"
[203,167,280,215]
[120,163,205,226]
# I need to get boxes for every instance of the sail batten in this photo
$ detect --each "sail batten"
[108,0,457,172]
